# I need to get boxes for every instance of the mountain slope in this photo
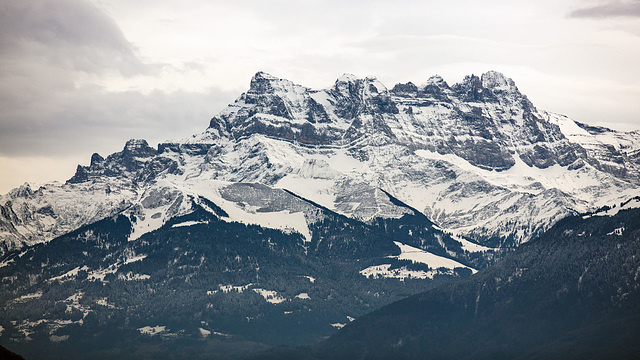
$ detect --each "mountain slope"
[0,345,25,360]
[0,186,484,359]
[253,206,640,359]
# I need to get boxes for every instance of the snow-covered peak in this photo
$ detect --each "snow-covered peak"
[7,183,34,198]
[480,71,514,90]
[333,74,389,97]
[391,82,419,95]
[248,71,302,95]
[295,159,339,179]
[453,71,520,97]
[123,139,156,157]
[336,73,360,84]
[252,71,279,81]
[366,76,387,94]
[424,74,448,88]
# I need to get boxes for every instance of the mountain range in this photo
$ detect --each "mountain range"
[2,71,639,255]
[1,70,639,359]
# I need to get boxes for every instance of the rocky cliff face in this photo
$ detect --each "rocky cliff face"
[67,139,176,184]
[208,71,590,172]
[1,71,640,253]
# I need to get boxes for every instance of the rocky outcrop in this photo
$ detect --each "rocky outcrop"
[67,139,169,184]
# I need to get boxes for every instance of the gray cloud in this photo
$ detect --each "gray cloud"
[0,0,236,160]
[0,0,144,75]
[569,1,640,18]
[0,80,235,158]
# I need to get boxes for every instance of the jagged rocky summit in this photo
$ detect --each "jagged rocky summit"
[1,71,640,254]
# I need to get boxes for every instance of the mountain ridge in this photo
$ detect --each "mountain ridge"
[1,70,640,254]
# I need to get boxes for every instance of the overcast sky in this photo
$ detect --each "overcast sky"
[1,0,639,193]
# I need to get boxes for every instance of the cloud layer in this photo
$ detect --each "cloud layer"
[0,0,143,74]
[0,0,233,155]
[570,0,640,18]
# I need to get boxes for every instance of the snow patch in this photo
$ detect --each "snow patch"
[49,266,89,282]
[50,335,69,342]
[173,180,313,243]
[128,183,192,241]
[296,159,340,179]
[360,264,440,280]
[63,291,92,318]
[607,227,624,236]
[87,265,118,282]
[218,284,253,293]
[443,228,496,252]
[295,292,310,300]
[253,288,287,304]
[95,297,117,308]
[212,331,231,338]
[360,242,476,280]
[172,220,209,228]
[585,198,640,218]
[392,242,476,273]
[138,325,166,336]
[118,272,150,281]
[123,253,147,265]
[0,258,14,268]
[13,291,43,302]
